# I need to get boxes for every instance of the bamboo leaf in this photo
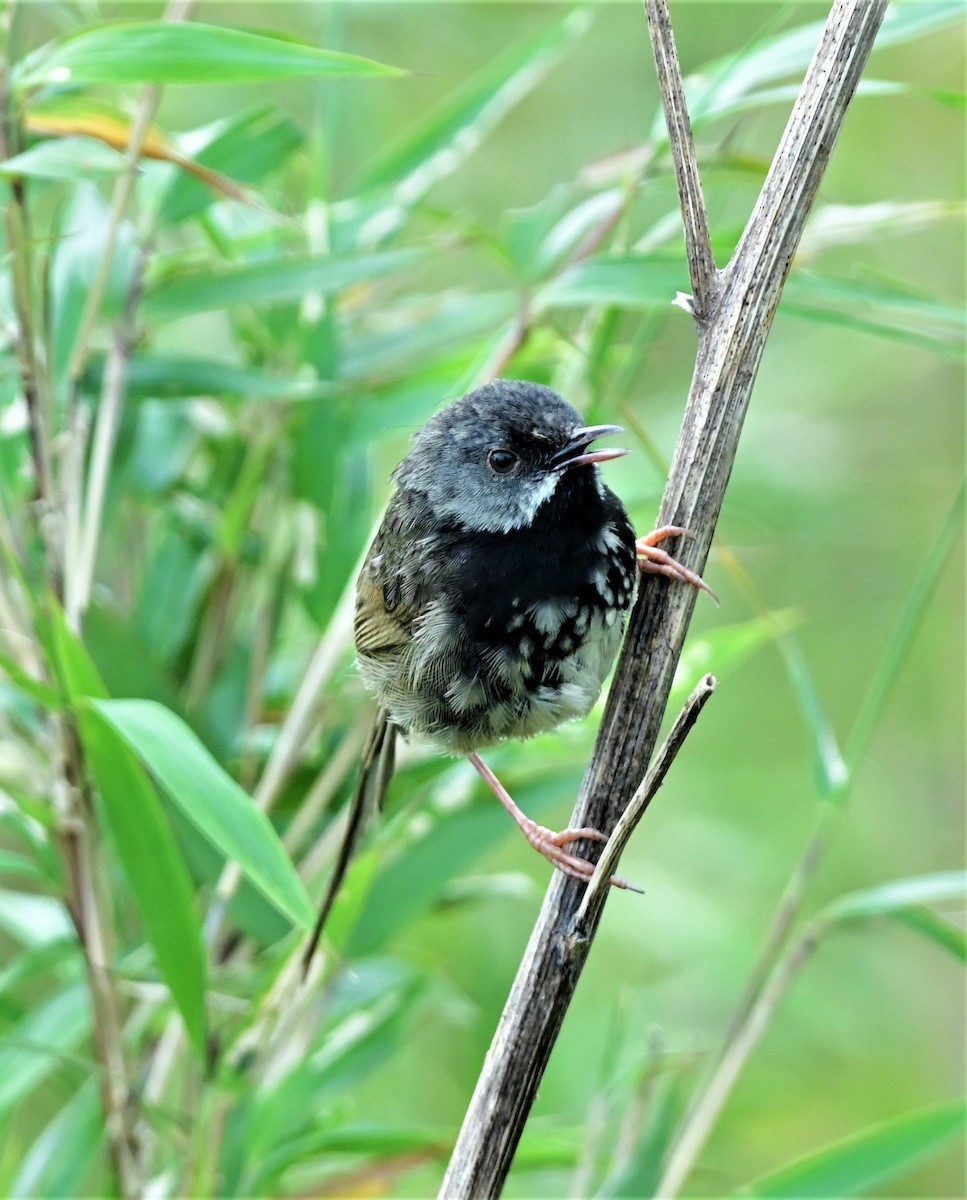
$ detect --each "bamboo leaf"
[144,247,421,320]
[743,1100,967,1198]
[781,272,966,356]
[846,485,965,770]
[89,698,313,929]
[0,984,90,1122]
[351,8,591,244]
[9,1078,102,1199]
[78,707,208,1055]
[778,639,849,800]
[16,22,405,87]
[0,136,128,180]
[539,254,689,311]
[822,872,967,960]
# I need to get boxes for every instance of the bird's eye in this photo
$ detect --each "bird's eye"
[487,448,520,476]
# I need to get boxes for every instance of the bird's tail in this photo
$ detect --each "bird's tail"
[301,710,396,975]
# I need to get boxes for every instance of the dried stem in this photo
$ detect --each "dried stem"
[440,2,887,1195]
[643,0,717,317]
[571,674,716,935]
[56,724,143,1198]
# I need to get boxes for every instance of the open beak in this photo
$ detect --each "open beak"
[550,424,629,471]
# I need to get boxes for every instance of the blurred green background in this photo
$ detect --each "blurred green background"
[0,2,963,1197]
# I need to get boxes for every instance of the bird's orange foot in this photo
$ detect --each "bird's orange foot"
[467,751,642,892]
[518,817,642,892]
[636,525,719,603]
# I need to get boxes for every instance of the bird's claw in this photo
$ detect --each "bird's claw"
[520,818,642,892]
[636,525,719,604]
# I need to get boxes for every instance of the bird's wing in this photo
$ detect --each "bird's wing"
[353,528,437,658]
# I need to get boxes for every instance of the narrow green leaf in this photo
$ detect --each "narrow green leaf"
[892,906,967,962]
[341,291,518,381]
[0,892,73,948]
[778,639,849,799]
[78,707,207,1056]
[846,485,964,770]
[46,601,107,701]
[17,22,405,88]
[0,650,62,710]
[159,106,304,226]
[0,136,128,180]
[800,201,966,258]
[10,1078,102,1200]
[144,247,420,320]
[782,272,966,356]
[44,607,208,1050]
[0,984,90,1121]
[822,871,967,960]
[540,255,690,311]
[743,1100,966,1198]
[680,0,964,135]
[90,699,313,929]
[356,8,591,218]
[672,611,798,703]
[85,353,332,402]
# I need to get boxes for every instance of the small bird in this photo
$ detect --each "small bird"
[303,379,712,966]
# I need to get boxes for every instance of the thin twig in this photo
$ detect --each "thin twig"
[67,239,149,627]
[56,724,143,1198]
[643,0,717,318]
[572,674,716,935]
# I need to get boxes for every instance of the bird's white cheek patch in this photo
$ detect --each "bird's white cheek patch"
[520,471,562,525]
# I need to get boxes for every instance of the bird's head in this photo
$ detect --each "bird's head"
[395,380,627,534]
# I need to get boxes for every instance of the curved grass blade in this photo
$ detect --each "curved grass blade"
[16,22,405,88]
[90,698,313,929]
[743,1099,966,1198]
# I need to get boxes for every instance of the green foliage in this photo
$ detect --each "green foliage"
[0,2,962,1198]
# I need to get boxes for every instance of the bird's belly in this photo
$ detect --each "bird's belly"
[360,598,627,754]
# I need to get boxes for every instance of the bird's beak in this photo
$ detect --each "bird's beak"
[550,424,629,471]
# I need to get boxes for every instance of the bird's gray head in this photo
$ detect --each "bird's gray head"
[394,380,627,534]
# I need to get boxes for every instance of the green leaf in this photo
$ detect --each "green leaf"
[340,291,519,380]
[0,136,128,180]
[823,871,967,923]
[144,247,420,320]
[680,0,964,135]
[822,871,967,960]
[9,1078,102,1200]
[352,8,591,241]
[158,106,304,227]
[0,650,62,710]
[16,22,405,87]
[44,608,208,1051]
[0,984,90,1122]
[90,699,313,929]
[891,907,967,962]
[846,485,964,770]
[46,602,107,701]
[86,353,331,402]
[778,639,849,800]
[799,201,966,258]
[540,254,691,311]
[743,1099,966,1198]
[781,272,966,356]
[672,611,798,704]
[78,707,207,1055]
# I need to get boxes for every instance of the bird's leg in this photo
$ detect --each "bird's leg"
[636,525,719,602]
[467,752,642,892]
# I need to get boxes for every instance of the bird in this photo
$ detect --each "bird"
[302,379,713,968]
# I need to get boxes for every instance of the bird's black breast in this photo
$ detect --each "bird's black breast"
[433,472,636,689]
